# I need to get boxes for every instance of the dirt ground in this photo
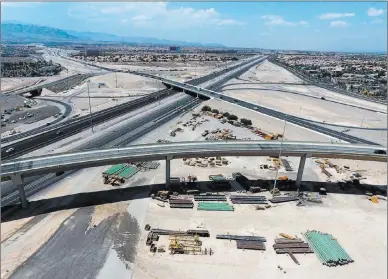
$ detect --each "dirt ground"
[133,189,387,279]
[2,108,386,279]
[41,72,167,116]
[221,61,387,128]
[98,60,234,83]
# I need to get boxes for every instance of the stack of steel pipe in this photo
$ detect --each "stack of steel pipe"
[169,198,194,208]
[273,238,313,254]
[303,231,354,266]
[230,195,268,204]
[236,240,266,251]
[216,235,266,242]
[187,229,210,237]
[269,196,299,203]
[194,195,227,202]
[151,229,186,235]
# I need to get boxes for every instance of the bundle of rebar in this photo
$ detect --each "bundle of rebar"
[303,231,354,266]
[198,202,234,211]
[216,235,266,242]
[236,240,266,250]
[169,198,193,208]
[269,196,299,203]
[230,195,268,204]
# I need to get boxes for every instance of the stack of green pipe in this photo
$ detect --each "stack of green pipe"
[303,231,353,266]
[117,166,140,179]
[103,164,127,175]
[198,202,234,211]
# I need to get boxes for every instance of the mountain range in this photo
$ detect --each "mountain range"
[1,22,225,47]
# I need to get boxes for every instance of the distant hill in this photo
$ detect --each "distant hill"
[1,22,225,47]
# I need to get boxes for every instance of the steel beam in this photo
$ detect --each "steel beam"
[10,174,28,209]
[296,153,310,189]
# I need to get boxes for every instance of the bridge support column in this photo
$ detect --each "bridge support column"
[295,153,310,190]
[165,156,173,188]
[10,174,28,209]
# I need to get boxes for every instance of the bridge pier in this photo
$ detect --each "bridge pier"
[10,174,28,209]
[295,153,310,190]
[165,156,172,188]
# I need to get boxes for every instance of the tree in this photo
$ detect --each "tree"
[227,114,238,121]
[211,109,219,114]
[201,105,211,112]
[222,112,230,117]
[240,118,252,126]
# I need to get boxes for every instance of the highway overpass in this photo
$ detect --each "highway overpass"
[2,141,386,208]
[145,78,381,145]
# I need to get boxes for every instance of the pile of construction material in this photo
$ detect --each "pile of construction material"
[151,190,170,202]
[169,197,194,209]
[274,236,313,254]
[131,161,160,170]
[304,231,354,266]
[273,234,313,265]
[217,234,266,251]
[198,202,234,211]
[102,164,140,186]
[205,128,237,141]
[170,127,184,137]
[230,195,268,204]
[268,189,299,203]
[301,192,323,203]
[183,157,229,168]
[146,224,211,255]
[251,127,283,140]
[146,231,161,252]
[169,234,203,254]
[281,158,293,171]
[150,228,210,237]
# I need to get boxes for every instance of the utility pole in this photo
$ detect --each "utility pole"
[272,115,287,197]
[87,81,94,133]
[115,72,118,88]
[360,116,364,128]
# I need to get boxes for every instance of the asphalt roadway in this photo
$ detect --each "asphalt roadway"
[8,206,141,279]
[217,94,379,145]
[1,94,199,206]
[1,56,261,158]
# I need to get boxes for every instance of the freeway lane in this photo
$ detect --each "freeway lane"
[1,94,199,205]
[1,55,263,159]
[219,94,380,145]
[157,80,381,145]
[2,141,386,178]
[1,89,171,144]
[1,89,177,159]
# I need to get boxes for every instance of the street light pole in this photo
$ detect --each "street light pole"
[87,81,94,133]
[272,115,287,197]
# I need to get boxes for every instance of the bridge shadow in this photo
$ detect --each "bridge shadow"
[2,179,386,223]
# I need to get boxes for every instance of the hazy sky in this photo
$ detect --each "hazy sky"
[2,2,387,52]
